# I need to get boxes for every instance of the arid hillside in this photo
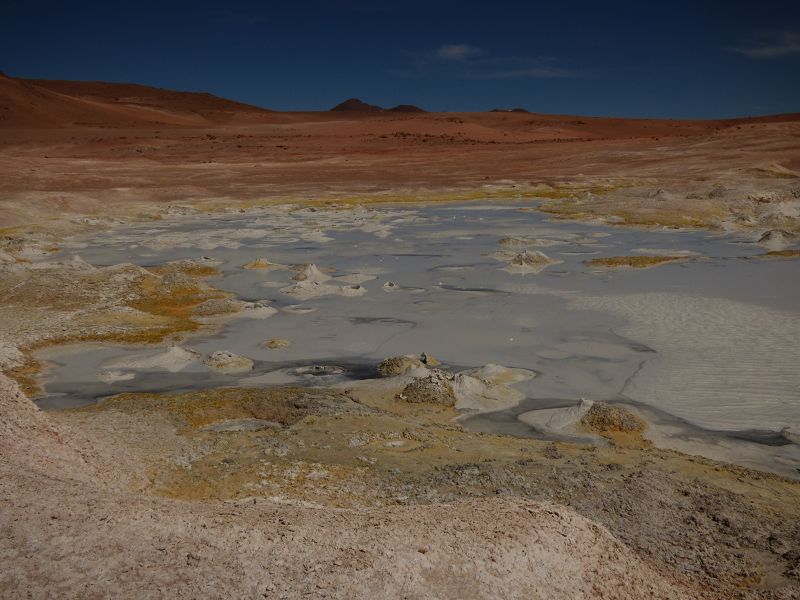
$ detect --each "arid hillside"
[0,72,276,128]
[1,73,798,236]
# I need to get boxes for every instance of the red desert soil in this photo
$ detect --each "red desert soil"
[1,72,798,230]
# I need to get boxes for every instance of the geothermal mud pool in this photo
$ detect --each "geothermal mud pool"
[34,202,800,477]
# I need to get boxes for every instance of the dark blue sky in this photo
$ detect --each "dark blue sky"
[3,0,799,117]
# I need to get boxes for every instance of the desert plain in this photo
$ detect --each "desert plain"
[1,73,800,598]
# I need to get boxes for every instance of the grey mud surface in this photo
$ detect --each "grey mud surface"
[34,202,800,477]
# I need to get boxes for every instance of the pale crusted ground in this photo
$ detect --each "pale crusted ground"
[0,374,695,599]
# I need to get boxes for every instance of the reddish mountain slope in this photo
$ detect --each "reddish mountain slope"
[0,73,273,128]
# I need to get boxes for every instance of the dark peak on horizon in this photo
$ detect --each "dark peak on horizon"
[388,104,426,113]
[330,98,383,112]
[330,98,427,113]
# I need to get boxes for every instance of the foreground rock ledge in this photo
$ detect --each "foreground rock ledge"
[3,375,800,598]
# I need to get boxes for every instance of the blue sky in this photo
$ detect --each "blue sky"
[3,0,799,117]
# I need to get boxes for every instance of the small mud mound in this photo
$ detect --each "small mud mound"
[203,350,253,373]
[242,257,283,270]
[377,355,424,377]
[291,263,331,283]
[759,229,796,251]
[580,402,648,448]
[511,250,552,267]
[263,338,291,349]
[501,250,561,274]
[758,229,794,244]
[397,371,456,405]
[581,402,645,434]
